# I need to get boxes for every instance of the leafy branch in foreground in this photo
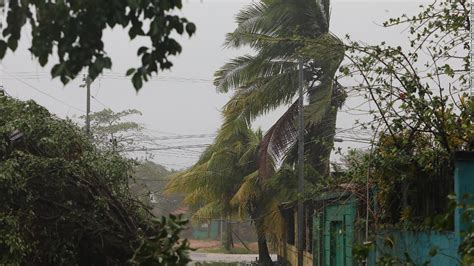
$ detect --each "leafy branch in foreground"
[337,0,473,230]
[0,0,196,90]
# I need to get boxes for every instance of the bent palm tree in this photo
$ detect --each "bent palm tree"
[214,0,346,180]
[166,126,280,264]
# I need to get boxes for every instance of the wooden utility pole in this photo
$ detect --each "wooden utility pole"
[85,75,91,136]
[470,0,474,97]
[297,58,305,266]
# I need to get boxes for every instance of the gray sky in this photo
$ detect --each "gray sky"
[0,1,427,169]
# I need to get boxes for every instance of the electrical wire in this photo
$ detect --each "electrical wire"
[0,68,85,112]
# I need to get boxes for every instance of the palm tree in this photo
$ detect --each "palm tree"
[214,0,346,181]
[166,125,280,264]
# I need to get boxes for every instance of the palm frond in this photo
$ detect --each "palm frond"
[258,100,299,178]
[230,170,260,207]
[192,201,224,221]
[182,187,213,207]
[221,69,299,125]
[214,54,298,93]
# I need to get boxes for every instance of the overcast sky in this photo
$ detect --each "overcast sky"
[0,1,427,169]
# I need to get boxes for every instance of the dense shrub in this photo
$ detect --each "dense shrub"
[0,94,190,265]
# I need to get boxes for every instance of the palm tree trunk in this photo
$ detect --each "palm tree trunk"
[255,219,273,265]
[222,220,233,251]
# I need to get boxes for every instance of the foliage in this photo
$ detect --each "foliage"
[0,0,196,90]
[85,108,146,153]
[338,0,473,227]
[0,95,190,264]
[458,194,474,264]
[129,215,191,266]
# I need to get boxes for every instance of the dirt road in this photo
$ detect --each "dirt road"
[189,252,277,264]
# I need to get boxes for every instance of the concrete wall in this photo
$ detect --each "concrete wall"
[370,230,460,266]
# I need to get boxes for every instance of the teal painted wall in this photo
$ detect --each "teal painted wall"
[369,230,460,266]
[312,197,357,266]
[368,152,474,266]
[192,220,220,240]
[454,152,474,239]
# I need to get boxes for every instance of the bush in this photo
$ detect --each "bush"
[0,94,190,265]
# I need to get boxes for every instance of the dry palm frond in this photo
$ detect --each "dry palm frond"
[258,100,299,178]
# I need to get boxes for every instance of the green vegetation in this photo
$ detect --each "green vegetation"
[340,0,473,226]
[336,0,473,264]
[0,0,195,90]
[0,95,190,264]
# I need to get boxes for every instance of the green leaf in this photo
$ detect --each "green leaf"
[39,55,48,67]
[137,46,148,56]
[51,63,64,78]
[7,38,18,51]
[132,73,143,91]
[0,41,7,59]
[103,57,112,69]
[126,68,135,76]
[185,23,196,36]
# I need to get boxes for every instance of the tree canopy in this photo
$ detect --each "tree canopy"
[0,0,196,90]
[86,108,146,153]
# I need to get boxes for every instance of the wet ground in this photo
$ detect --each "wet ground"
[189,252,277,265]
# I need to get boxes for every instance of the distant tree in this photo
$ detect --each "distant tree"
[0,0,196,90]
[86,109,181,215]
[84,108,147,153]
[131,160,181,217]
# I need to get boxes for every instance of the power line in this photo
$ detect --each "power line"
[0,71,214,83]
[143,134,216,141]
[0,69,85,112]
[123,144,210,152]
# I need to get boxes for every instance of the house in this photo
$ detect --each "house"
[278,186,362,265]
[276,151,474,265]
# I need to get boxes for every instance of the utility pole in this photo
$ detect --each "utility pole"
[85,75,91,136]
[297,58,305,266]
[470,0,474,97]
